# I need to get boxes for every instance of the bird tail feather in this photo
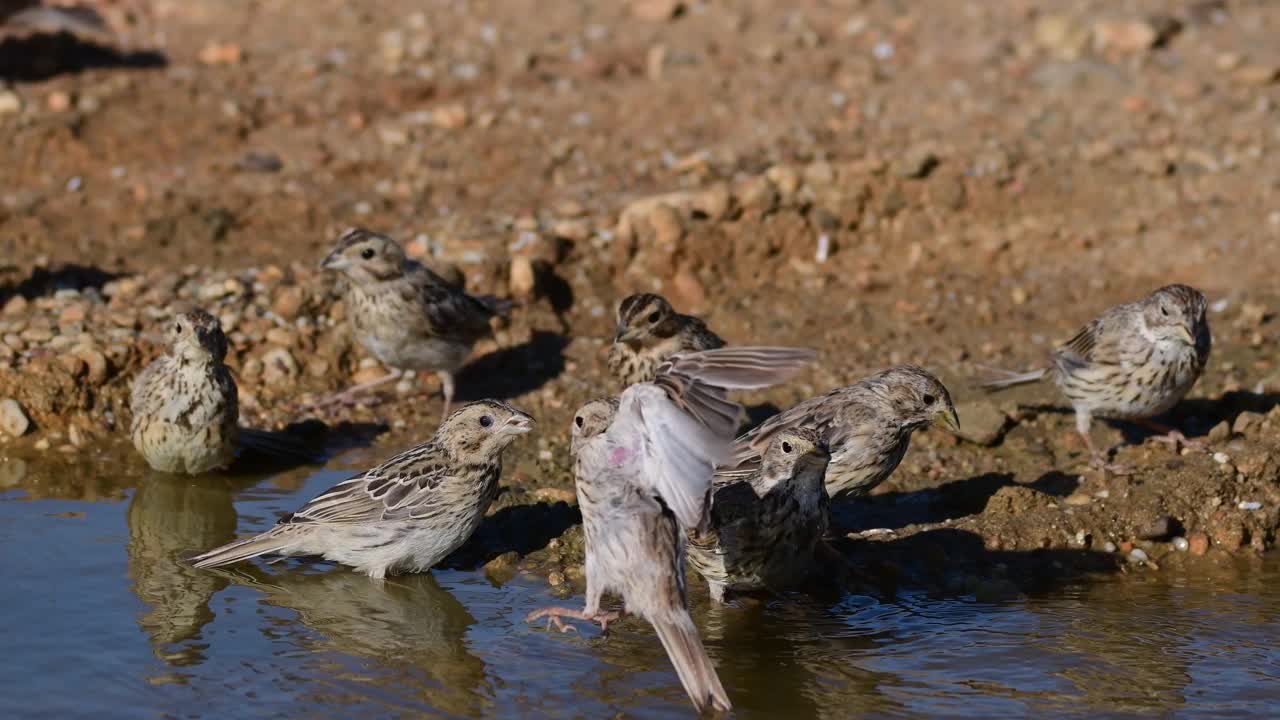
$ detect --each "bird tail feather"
[652,612,732,714]
[190,526,298,569]
[976,367,1049,392]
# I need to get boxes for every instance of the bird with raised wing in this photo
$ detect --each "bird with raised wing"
[608,292,724,387]
[527,346,816,714]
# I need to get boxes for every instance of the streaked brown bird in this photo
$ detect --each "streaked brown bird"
[130,309,239,475]
[608,293,724,386]
[318,228,512,417]
[981,284,1211,472]
[192,400,532,579]
[722,365,959,502]
[527,347,816,714]
[687,426,831,603]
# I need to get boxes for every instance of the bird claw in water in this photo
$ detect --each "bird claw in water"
[525,606,620,634]
[1089,453,1133,476]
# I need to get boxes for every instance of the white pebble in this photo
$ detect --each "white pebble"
[1103,541,1117,553]
[1238,500,1262,511]
[815,234,831,263]
[1172,537,1189,551]
[0,398,30,437]
[1128,548,1149,563]
[1210,298,1230,313]
[66,176,83,192]
[1213,452,1230,464]
[537,449,553,461]
[873,41,894,60]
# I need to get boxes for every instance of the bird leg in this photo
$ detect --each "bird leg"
[439,371,455,419]
[1076,412,1133,475]
[525,606,620,634]
[302,370,402,411]
[1133,419,1204,452]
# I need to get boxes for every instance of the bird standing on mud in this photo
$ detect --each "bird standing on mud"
[608,293,725,386]
[723,364,959,502]
[130,309,240,475]
[192,400,532,579]
[318,228,512,417]
[527,346,816,714]
[981,284,1210,473]
[687,426,832,603]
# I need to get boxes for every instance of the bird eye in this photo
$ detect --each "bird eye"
[647,311,660,323]
[922,394,936,405]
[173,323,182,333]
[1160,305,1170,317]
[360,247,376,260]
[574,416,584,428]
[479,415,493,428]
[781,441,793,454]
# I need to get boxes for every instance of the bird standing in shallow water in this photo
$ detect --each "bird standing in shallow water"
[527,346,816,714]
[318,228,511,417]
[687,426,831,603]
[722,365,959,502]
[981,284,1210,473]
[192,400,532,579]
[130,309,239,475]
[608,293,724,387]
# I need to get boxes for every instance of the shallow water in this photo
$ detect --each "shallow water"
[2,453,1278,719]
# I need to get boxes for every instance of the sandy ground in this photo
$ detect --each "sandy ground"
[1,0,1278,589]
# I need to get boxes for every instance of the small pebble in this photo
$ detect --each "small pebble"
[1212,452,1230,464]
[1237,500,1262,511]
[1128,548,1149,563]
[0,398,30,437]
[1103,541,1117,553]
[1172,537,1189,552]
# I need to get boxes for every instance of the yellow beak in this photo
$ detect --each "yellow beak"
[935,406,961,434]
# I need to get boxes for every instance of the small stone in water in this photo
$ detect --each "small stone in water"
[1128,548,1149,563]
[0,398,30,437]
[1172,537,1189,552]
[1103,541,1117,553]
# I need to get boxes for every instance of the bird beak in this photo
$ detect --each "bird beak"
[934,406,961,434]
[1177,325,1196,346]
[503,413,534,435]
[320,251,348,271]
[614,326,636,343]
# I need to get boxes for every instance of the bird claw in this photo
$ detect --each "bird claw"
[1090,454,1133,476]
[525,606,619,634]
[1148,430,1203,452]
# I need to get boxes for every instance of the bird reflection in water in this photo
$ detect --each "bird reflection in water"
[222,567,491,717]
[126,471,241,667]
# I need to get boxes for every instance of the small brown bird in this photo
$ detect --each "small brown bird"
[192,400,532,579]
[687,426,831,603]
[981,284,1211,472]
[608,293,725,386]
[723,365,959,502]
[319,228,512,416]
[130,309,239,475]
[527,347,816,714]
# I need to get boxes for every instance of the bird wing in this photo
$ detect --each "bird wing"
[613,346,817,529]
[282,443,454,524]
[404,264,499,342]
[721,389,839,474]
[1054,305,1142,371]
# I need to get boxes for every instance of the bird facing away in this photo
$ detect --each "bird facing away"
[980,284,1211,472]
[527,346,817,714]
[192,400,532,579]
[687,426,831,603]
[130,309,239,475]
[608,293,725,386]
[723,365,959,502]
[319,228,512,417]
